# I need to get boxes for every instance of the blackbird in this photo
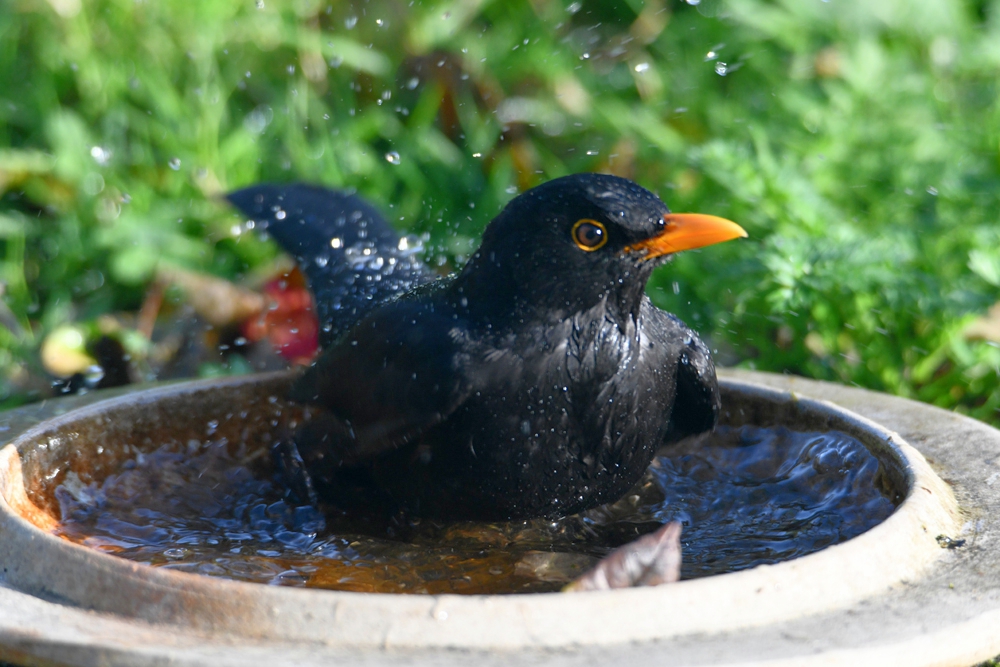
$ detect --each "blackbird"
[228,174,745,521]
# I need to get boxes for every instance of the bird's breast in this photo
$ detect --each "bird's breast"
[478,311,674,434]
[417,311,677,517]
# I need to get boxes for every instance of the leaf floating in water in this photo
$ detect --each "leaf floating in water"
[515,551,597,584]
[565,521,681,592]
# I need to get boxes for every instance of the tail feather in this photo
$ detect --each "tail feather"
[227,183,434,347]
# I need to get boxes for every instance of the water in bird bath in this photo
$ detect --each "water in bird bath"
[50,424,896,594]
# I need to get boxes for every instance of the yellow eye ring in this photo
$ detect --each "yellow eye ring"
[571,219,608,252]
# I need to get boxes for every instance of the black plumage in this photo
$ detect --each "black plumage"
[227,174,745,521]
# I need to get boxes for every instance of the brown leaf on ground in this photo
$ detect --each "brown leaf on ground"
[156,265,267,329]
[964,302,1000,343]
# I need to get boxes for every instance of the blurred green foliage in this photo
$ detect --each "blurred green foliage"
[1,0,999,421]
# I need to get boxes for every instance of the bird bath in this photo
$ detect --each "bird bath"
[0,370,997,666]
[45,390,896,594]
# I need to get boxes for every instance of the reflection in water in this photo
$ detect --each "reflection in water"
[52,425,896,594]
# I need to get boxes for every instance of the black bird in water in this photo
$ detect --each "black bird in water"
[228,174,745,521]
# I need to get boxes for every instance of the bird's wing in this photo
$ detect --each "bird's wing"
[226,183,435,347]
[644,306,721,442]
[669,323,721,440]
[290,294,475,463]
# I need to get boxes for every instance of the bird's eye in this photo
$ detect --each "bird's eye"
[571,219,608,251]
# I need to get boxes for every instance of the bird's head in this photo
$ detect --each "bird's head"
[455,173,746,322]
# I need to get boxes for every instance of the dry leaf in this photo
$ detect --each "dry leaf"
[157,265,267,329]
[964,302,1000,343]
[565,521,682,592]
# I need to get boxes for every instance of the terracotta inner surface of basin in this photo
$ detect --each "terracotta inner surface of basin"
[9,373,904,595]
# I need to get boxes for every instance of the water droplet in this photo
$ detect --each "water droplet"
[505,185,518,194]
[685,0,700,4]
[375,18,383,26]
[330,237,343,249]
[82,173,104,195]
[927,186,939,196]
[714,62,729,76]
[274,209,287,220]
[90,146,111,165]
[472,152,482,158]
[344,15,357,29]
[406,77,420,90]
[567,1,582,13]
[705,51,718,61]
[586,150,598,156]
[168,157,181,170]
[255,0,264,7]
[287,65,295,75]
[634,62,650,73]
[385,151,401,165]
[397,235,423,256]
[672,281,680,295]
[314,255,329,268]
[243,105,273,135]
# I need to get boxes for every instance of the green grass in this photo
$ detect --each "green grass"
[1,0,1000,425]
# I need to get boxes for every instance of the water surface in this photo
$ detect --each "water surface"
[52,425,897,594]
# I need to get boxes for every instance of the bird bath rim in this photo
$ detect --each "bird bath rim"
[0,370,960,650]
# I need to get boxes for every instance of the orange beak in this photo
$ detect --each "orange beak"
[625,213,747,260]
